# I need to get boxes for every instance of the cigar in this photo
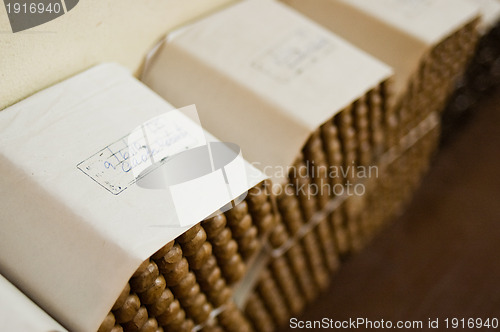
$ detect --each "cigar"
[217,301,254,332]
[225,200,260,260]
[320,121,344,188]
[367,85,386,160]
[268,219,317,302]
[353,96,373,166]
[201,215,246,284]
[256,268,289,327]
[245,292,275,332]
[246,180,276,236]
[292,158,339,273]
[268,254,305,315]
[153,241,212,326]
[277,184,329,290]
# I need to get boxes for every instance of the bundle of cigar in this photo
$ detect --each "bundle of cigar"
[97,181,276,332]
[137,1,482,330]
[442,19,500,140]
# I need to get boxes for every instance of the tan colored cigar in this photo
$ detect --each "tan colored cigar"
[246,181,276,235]
[303,130,330,206]
[268,220,317,302]
[175,228,219,325]
[98,313,116,332]
[113,293,141,324]
[155,298,192,330]
[321,121,344,188]
[317,113,365,254]
[336,108,359,182]
[367,85,386,159]
[277,184,329,289]
[138,318,161,332]
[269,255,304,315]
[195,255,233,307]
[153,241,213,326]
[256,268,289,327]
[176,221,237,324]
[201,215,246,284]
[354,96,372,166]
[217,302,254,332]
[292,159,339,273]
[381,78,398,149]
[121,306,148,331]
[130,261,160,294]
[145,287,174,318]
[225,200,260,260]
[245,293,275,332]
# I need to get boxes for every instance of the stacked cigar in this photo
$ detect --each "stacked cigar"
[138,1,483,330]
[238,12,480,332]
[241,85,444,332]
[442,18,500,140]
[98,181,276,332]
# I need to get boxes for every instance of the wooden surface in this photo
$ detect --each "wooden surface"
[280,87,500,330]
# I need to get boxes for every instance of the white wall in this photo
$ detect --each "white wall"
[0,0,235,110]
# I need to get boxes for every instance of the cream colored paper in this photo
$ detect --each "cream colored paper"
[282,0,479,96]
[142,0,393,184]
[0,274,67,332]
[0,63,266,332]
[467,0,500,33]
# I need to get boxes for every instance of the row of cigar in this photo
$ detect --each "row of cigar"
[442,19,500,141]
[97,181,276,332]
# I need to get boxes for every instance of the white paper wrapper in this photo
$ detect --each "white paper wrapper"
[0,63,267,332]
[282,0,479,96]
[466,0,500,33]
[0,274,67,332]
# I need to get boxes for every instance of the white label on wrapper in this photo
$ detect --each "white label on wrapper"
[77,106,205,195]
[251,28,335,83]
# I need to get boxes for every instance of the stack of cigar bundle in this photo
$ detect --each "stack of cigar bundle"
[0,1,487,332]
[139,0,482,331]
[98,181,276,332]
[239,6,481,332]
[0,63,274,332]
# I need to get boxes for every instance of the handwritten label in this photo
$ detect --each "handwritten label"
[77,110,203,195]
[251,28,335,83]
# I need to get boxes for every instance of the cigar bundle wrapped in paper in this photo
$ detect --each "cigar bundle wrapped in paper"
[0,63,274,332]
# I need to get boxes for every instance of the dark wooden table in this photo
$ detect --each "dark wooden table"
[280,87,500,331]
